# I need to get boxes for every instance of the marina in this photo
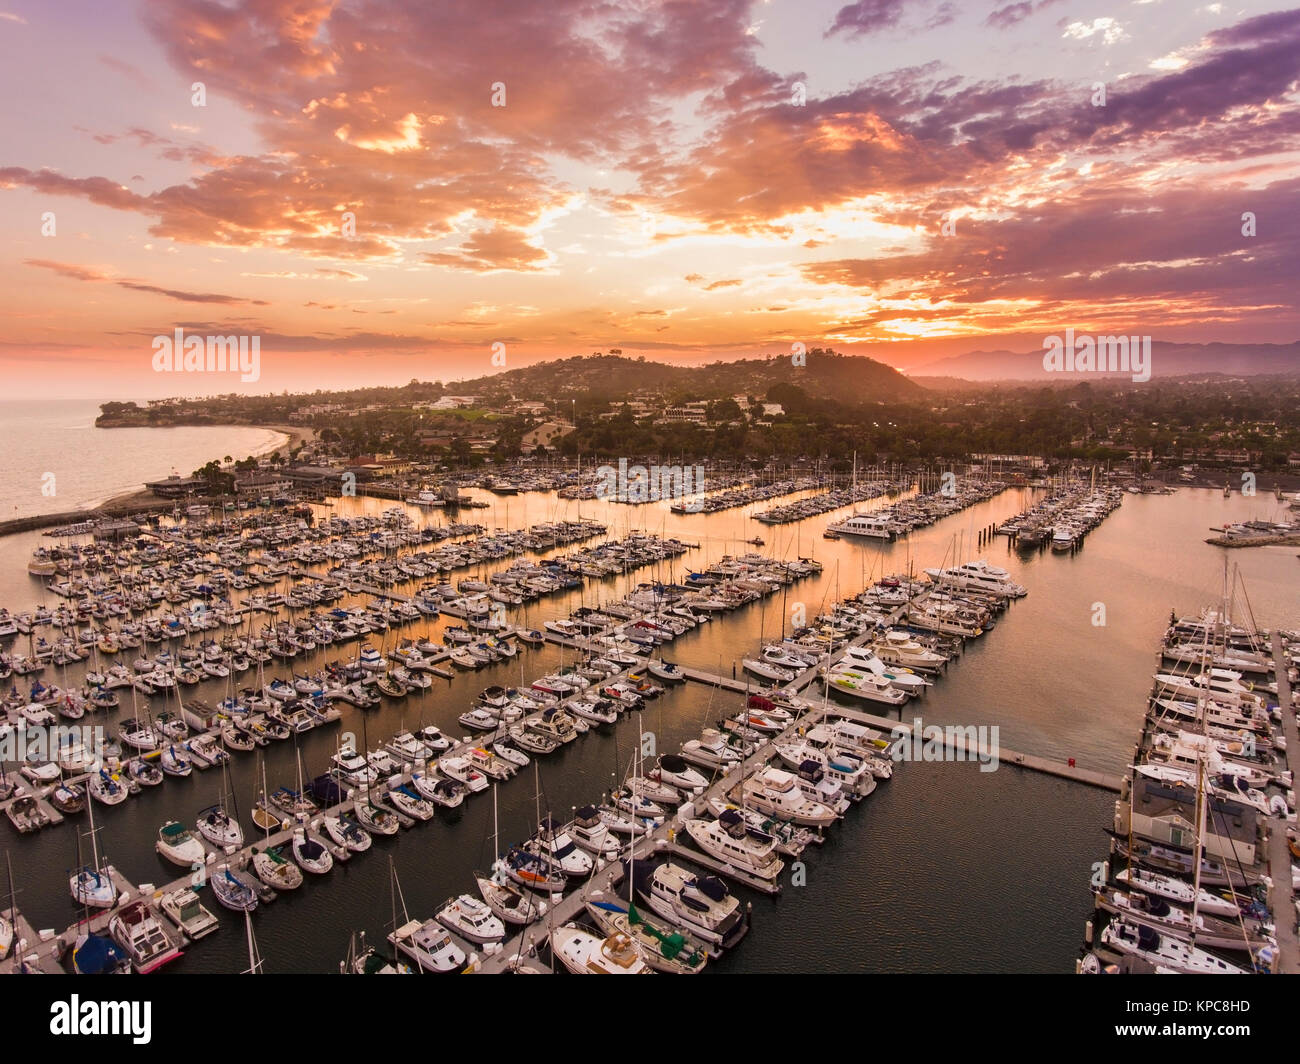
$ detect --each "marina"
[1079,591,1299,975]
[0,474,1296,975]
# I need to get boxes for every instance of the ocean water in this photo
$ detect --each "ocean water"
[0,399,287,522]
[1,462,1297,973]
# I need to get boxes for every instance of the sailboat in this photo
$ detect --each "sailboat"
[475,784,549,925]
[69,792,116,908]
[196,760,244,849]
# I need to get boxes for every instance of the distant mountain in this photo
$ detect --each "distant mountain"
[913,341,1300,381]
[458,350,927,402]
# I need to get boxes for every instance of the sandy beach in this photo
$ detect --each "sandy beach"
[89,422,315,511]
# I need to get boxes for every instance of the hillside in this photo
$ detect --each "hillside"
[457,349,927,402]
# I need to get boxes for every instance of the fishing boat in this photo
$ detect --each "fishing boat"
[155,821,206,868]
[436,894,505,944]
[159,887,219,941]
[108,901,184,973]
[389,919,467,973]
[550,925,651,974]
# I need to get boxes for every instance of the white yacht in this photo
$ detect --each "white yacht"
[196,804,244,849]
[1099,918,1246,974]
[680,728,744,771]
[155,821,206,867]
[436,894,505,944]
[741,766,839,827]
[550,925,651,974]
[923,560,1027,598]
[872,629,948,672]
[568,805,621,860]
[389,918,467,973]
[743,658,796,683]
[839,646,931,694]
[684,812,785,880]
[1113,867,1242,919]
[825,513,894,540]
[631,860,748,949]
[774,739,877,799]
[823,665,910,705]
[332,747,378,786]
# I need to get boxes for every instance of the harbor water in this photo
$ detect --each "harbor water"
[1,454,1297,972]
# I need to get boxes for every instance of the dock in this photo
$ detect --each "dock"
[675,658,1124,792]
[1266,631,1299,974]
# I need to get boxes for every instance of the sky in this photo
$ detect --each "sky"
[1,0,1297,399]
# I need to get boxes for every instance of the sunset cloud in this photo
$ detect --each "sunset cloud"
[0,0,1296,394]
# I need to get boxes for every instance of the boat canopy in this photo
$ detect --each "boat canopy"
[694,875,728,902]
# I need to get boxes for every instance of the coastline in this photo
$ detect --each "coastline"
[0,423,317,539]
[88,423,312,512]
